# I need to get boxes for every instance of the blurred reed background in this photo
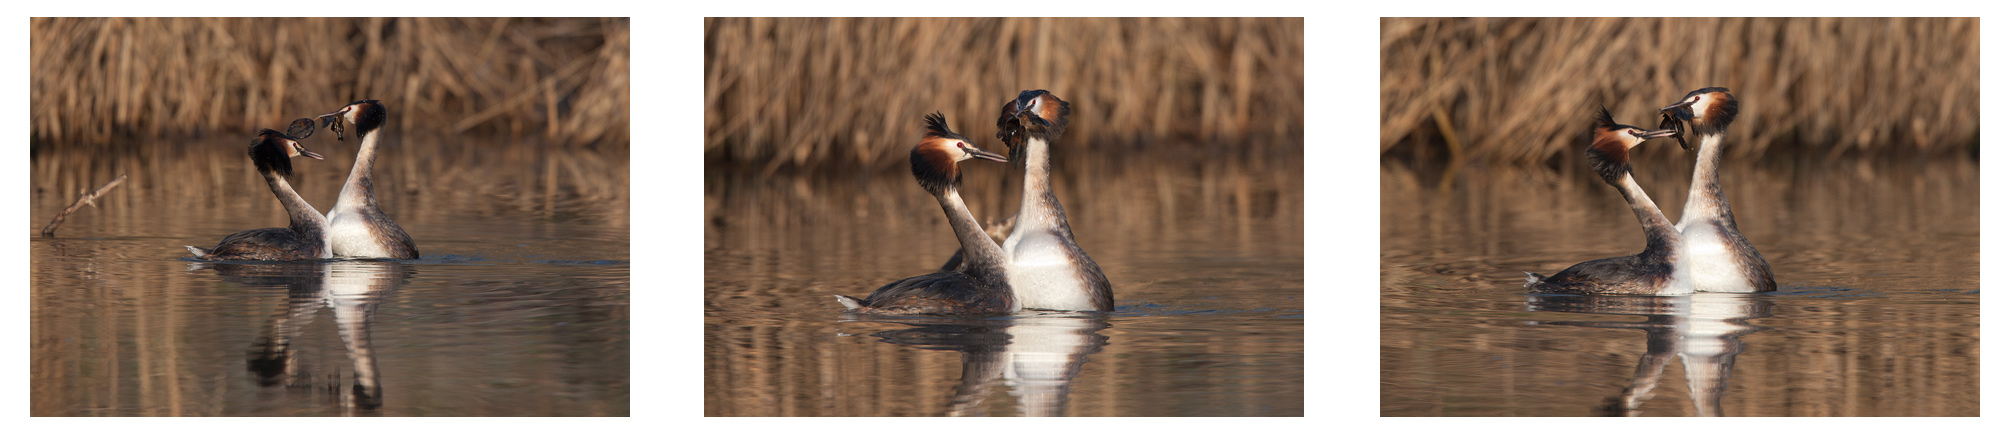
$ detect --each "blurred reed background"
[31,17,629,149]
[1382,17,1979,166]
[30,17,630,231]
[705,17,1304,172]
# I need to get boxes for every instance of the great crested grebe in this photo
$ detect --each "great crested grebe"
[836,113,1020,315]
[995,90,1113,311]
[187,126,331,261]
[315,100,418,259]
[1657,88,1776,292]
[1523,107,1692,295]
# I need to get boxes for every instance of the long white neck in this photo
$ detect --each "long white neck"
[1617,172,1678,244]
[263,170,331,257]
[336,128,382,212]
[1014,137,1062,230]
[941,188,1008,277]
[1678,133,1726,228]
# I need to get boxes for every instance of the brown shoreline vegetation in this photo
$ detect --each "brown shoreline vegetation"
[30,17,629,150]
[1382,17,1979,166]
[705,17,1305,172]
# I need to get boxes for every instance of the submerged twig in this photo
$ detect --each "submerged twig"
[41,173,128,237]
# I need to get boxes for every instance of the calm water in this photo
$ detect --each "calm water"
[705,151,1304,416]
[30,136,630,416]
[1380,156,1979,416]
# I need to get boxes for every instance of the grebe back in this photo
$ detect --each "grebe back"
[837,113,1019,315]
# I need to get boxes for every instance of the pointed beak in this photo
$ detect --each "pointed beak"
[964,145,1008,162]
[295,143,325,160]
[1008,98,1050,127]
[1636,128,1679,139]
[1658,100,1696,121]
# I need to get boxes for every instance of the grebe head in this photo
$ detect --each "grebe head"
[250,129,326,177]
[1657,87,1739,149]
[995,89,1071,163]
[314,100,388,141]
[913,112,1009,194]
[1588,106,1677,185]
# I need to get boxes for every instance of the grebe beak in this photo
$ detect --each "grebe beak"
[1658,99,1697,121]
[964,145,1008,162]
[1636,128,1679,139]
[294,142,325,160]
[1008,99,1052,127]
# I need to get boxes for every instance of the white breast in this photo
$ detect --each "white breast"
[1003,232,1097,311]
[326,209,391,257]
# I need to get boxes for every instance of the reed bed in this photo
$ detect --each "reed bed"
[30,17,628,149]
[705,17,1304,171]
[1381,17,1979,166]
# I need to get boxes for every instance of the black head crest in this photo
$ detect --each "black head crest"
[249,130,297,177]
[924,111,962,140]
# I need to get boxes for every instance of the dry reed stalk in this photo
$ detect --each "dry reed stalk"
[1382,17,1979,166]
[29,17,628,149]
[704,17,1304,171]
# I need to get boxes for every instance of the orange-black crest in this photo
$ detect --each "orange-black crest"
[913,113,964,194]
[924,111,965,140]
[1586,106,1634,184]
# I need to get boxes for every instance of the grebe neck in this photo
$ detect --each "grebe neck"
[262,169,329,242]
[338,128,383,211]
[1616,172,1680,255]
[941,187,1008,279]
[1678,133,1732,228]
[1015,137,1066,230]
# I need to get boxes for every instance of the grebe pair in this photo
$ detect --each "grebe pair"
[1525,88,1777,295]
[838,90,1113,315]
[187,100,417,261]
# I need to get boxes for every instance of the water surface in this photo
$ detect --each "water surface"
[705,151,1305,416]
[30,135,630,416]
[1380,156,1979,416]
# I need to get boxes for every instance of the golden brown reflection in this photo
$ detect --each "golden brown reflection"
[1381,157,1978,416]
[705,151,1303,416]
[30,132,630,416]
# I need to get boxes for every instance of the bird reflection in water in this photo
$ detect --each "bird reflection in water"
[839,313,1110,416]
[1523,293,1772,416]
[197,260,410,412]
